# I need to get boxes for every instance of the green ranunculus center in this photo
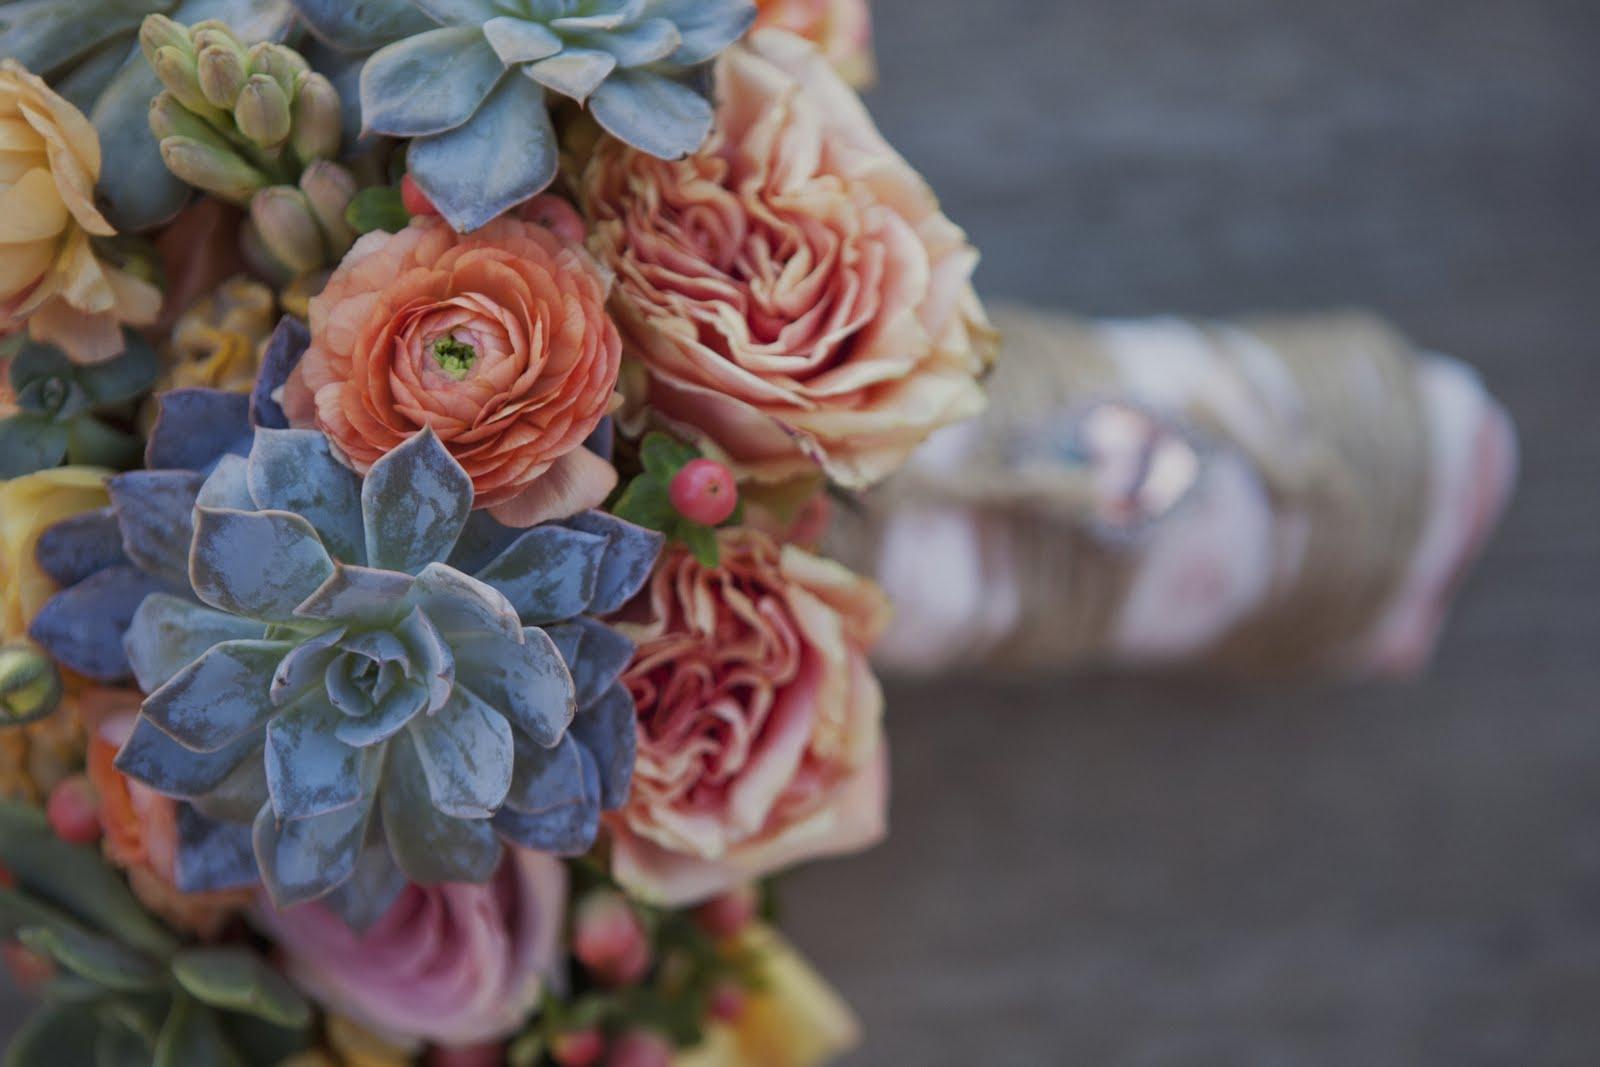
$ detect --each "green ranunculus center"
[432,337,477,380]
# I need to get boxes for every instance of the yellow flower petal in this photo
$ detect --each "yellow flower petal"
[0,466,111,642]
[0,166,69,243]
[0,233,56,298]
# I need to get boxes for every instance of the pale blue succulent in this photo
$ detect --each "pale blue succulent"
[109,426,660,919]
[292,0,756,231]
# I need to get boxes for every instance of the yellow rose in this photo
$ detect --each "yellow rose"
[163,276,277,393]
[0,465,109,642]
[0,60,161,364]
[676,925,861,1067]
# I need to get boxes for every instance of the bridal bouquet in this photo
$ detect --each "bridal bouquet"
[0,0,994,1064]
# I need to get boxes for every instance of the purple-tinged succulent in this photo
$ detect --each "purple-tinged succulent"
[28,318,309,683]
[111,425,660,921]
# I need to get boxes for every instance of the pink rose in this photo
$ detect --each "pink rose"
[258,849,567,1047]
[608,530,892,906]
[754,0,875,87]
[584,30,996,490]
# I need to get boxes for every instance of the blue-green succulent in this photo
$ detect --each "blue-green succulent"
[109,425,660,920]
[291,0,756,231]
[0,333,157,479]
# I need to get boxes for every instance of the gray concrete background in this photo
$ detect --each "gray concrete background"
[6,1,1599,1063]
[780,2,1600,1065]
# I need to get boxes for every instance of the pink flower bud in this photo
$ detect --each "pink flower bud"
[46,774,100,845]
[605,1031,673,1067]
[573,890,651,986]
[550,1028,606,1067]
[692,885,758,940]
[708,980,747,1022]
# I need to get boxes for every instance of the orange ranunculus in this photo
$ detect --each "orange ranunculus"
[584,30,996,490]
[0,60,160,364]
[608,529,892,906]
[283,216,622,525]
[754,0,875,87]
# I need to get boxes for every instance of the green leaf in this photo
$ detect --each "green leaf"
[0,414,69,478]
[680,523,719,568]
[0,802,178,959]
[171,948,312,1029]
[612,473,675,532]
[222,1012,313,1067]
[17,924,165,993]
[153,994,245,1067]
[345,186,411,235]
[94,1018,153,1067]
[4,1001,103,1067]
[640,431,697,481]
[98,992,171,1047]
[65,416,144,471]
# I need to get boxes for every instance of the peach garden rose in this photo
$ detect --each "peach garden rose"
[283,216,621,525]
[584,29,997,491]
[0,60,160,364]
[608,529,892,906]
[754,0,876,87]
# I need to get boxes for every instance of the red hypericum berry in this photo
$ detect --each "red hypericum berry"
[574,890,652,986]
[551,1028,606,1067]
[605,1031,673,1067]
[402,174,440,217]
[669,458,738,527]
[708,981,747,1022]
[46,775,100,845]
[692,884,758,940]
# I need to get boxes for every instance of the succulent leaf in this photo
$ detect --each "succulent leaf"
[360,24,505,137]
[564,511,663,614]
[453,626,574,748]
[475,525,607,624]
[17,924,165,992]
[588,68,712,161]
[174,803,262,891]
[265,699,370,820]
[503,731,587,814]
[379,730,503,885]
[409,686,513,818]
[407,71,557,233]
[153,992,245,1067]
[571,681,637,810]
[320,842,407,932]
[143,640,292,752]
[29,565,173,682]
[361,428,473,574]
[107,471,206,587]
[145,387,252,471]
[252,795,371,907]
[5,1001,104,1067]
[250,317,309,431]
[245,429,365,563]
[492,742,600,855]
[170,947,311,1029]
[289,0,433,52]
[190,508,337,622]
[125,595,266,694]
[33,507,126,589]
[114,717,260,799]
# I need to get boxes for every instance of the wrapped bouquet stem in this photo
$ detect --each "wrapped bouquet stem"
[840,306,1518,679]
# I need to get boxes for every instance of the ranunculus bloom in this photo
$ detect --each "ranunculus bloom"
[0,465,108,642]
[675,925,860,1067]
[84,699,246,936]
[0,60,160,364]
[283,216,621,525]
[754,0,875,87]
[609,529,891,906]
[584,30,996,490]
[258,849,567,1048]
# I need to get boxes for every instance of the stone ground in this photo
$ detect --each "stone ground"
[5,1,1599,1063]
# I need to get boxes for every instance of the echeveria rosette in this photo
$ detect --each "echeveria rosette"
[0,0,297,230]
[112,426,661,920]
[0,333,157,479]
[293,0,756,232]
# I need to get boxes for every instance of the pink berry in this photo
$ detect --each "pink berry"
[46,775,100,845]
[574,891,652,986]
[692,884,758,939]
[402,174,440,217]
[605,1031,673,1067]
[551,1029,606,1067]
[708,981,747,1022]
[669,459,738,526]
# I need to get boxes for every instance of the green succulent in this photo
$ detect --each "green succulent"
[0,802,312,1067]
[0,0,297,231]
[291,0,757,231]
[0,333,157,479]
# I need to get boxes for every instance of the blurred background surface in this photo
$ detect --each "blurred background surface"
[4,2,1597,1064]
[778,1,1600,1064]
